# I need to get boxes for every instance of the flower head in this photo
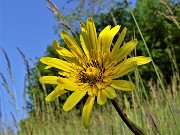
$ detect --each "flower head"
[39,17,151,128]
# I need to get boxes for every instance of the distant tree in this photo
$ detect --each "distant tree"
[131,0,180,82]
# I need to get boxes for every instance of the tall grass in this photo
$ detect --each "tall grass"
[1,73,179,135]
[125,0,180,133]
[0,1,180,135]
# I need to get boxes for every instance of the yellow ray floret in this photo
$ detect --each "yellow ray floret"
[82,95,95,128]
[45,85,67,101]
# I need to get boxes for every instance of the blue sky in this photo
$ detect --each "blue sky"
[0,0,136,129]
[0,0,64,126]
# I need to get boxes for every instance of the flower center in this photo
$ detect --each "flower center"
[78,60,104,85]
[85,67,99,77]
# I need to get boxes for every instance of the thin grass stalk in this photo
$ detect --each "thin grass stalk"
[23,122,29,135]
[55,98,60,118]
[0,73,15,101]
[128,74,141,107]
[138,72,161,135]
[128,75,140,125]
[11,83,20,122]
[16,48,47,134]
[0,89,7,134]
[132,91,138,123]
[12,78,20,124]
[139,95,145,132]
[132,14,159,130]
[30,59,47,95]
[140,106,147,133]
[131,91,137,116]
[128,86,141,133]
[133,45,143,127]
[10,112,18,131]
[16,50,39,121]
[137,69,161,126]
[46,0,80,42]
[124,1,180,134]
[113,106,119,134]
[167,46,179,75]
[135,70,142,124]
[72,112,80,135]
[159,0,180,29]
[23,74,27,118]
[1,48,20,123]
[30,58,54,120]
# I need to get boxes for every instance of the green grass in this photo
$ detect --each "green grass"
[17,75,180,135]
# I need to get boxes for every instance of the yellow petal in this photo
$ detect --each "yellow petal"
[61,30,84,58]
[53,40,74,57]
[111,80,135,91]
[82,96,95,129]
[124,56,151,65]
[113,61,137,79]
[97,90,107,105]
[116,39,138,63]
[103,50,110,64]
[57,78,79,91]
[102,25,120,52]
[86,18,98,51]
[60,84,77,91]
[45,65,52,69]
[98,25,111,51]
[63,90,87,111]
[58,71,70,77]
[80,21,92,57]
[45,85,67,101]
[92,86,98,95]
[80,32,90,60]
[80,21,86,32]
[102,87,116,99]
[40,57,73,72]
[39,76,59,84]
[53,40,77,63]
[111,27,127,57]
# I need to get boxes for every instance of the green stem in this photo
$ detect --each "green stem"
[111,99,146,135]
[124,1,180,134]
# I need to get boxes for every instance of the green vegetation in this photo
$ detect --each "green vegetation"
[1,0,179,134]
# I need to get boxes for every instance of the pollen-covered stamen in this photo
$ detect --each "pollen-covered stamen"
[78,60,105,85]
[85,67,99,77]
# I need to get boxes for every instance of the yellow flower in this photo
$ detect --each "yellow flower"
[39,18,151,128]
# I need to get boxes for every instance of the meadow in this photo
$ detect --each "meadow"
[18,75,180,135]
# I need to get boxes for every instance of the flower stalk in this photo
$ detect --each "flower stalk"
[111,99,146,135]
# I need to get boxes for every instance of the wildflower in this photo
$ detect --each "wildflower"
[39,18,151,128]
